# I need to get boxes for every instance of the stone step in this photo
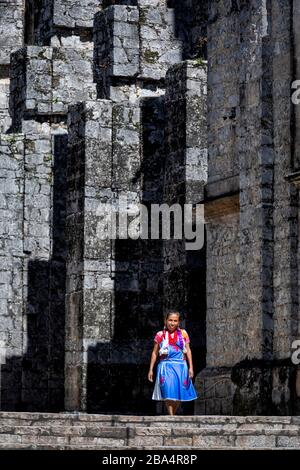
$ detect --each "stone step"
[0,424,299,436]
[0,444,296,451]
[0,411,299,424]
[0,413,299,449]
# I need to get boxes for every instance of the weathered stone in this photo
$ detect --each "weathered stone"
[1,0,299,422]
[195,0,300,416]
[10,45,96,129]
[0,0,24,65]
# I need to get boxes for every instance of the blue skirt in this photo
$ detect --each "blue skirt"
[152,358,198,402]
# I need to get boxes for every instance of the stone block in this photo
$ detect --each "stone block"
[128,436,164,446]
[132,427,171,436]
[10,45,97,125]
[53,0,103,29]
[0,78,11,133]
[235,435,277,448]
[69,436,125,446]
[0,0,24,65]
[94,6,139,98]
[193,435,235,448]
[139,6,182,80]
[112,104,141,190]
[164,437,193,446]
[277,436,300,448]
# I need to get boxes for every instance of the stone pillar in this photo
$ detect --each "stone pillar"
[163,61,207,413]
[196,0,300,415]
[139,3,182,80]
[0,133,24,410]
[0,120,67,411]
[21,121,56,410]
[94,5,140,100]
[65,100,113,411]
[27,0,103,45]
[195,0,241,415]
[66,99,162,413]
[0,0,24,65]
[10,45,97,130]
[93,3,182,101]
[0,0,25,133]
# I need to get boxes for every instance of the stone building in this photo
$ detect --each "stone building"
[0,0,299,417]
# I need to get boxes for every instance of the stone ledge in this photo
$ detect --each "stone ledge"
[0,413,299,449]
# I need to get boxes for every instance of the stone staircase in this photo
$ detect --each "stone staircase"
[0,412,299,449]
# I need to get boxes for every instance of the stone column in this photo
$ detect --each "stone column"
[93,3,182,101]
[0,134,24,410]
[6,29,98,409]
[27,0,103,45]
[0,0,25,133]
[66,98,162,413]
[195,0,241,415]
[65,100,113,411]
[163,61,207,388]
[196,0,300,415]
[21,121,54,409]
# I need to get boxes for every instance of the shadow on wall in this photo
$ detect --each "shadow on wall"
[86,97,166,415]
[167,0,208,60]
[0,134,67,411]
[86,96,206,415]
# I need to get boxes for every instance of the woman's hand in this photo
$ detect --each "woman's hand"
[188,368,194,379]
[148,370,154,382]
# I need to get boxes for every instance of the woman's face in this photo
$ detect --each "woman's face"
[165,314,180,332]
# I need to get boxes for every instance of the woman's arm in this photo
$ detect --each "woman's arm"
[148,342,159,382]
[185,343,194,379]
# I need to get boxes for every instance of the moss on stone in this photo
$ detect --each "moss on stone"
[192,57,207,67]
[5,135,17,143]
[144,49,159,64]
[44,154,52,162]
[139,7,150,25]
[25,139,35,152]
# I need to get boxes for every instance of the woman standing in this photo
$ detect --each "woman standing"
[148,311,198,415]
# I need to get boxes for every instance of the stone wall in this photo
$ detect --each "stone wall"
[0,0,24,65]
[163,62,207,404]
[25,0,102,45]
[196,0,300,415]
[0,0,25,133]
[0,0,208,414]
[0,122,67,410]
[3,0,299,418]
[93,3,182,101]
[10,44,97,130]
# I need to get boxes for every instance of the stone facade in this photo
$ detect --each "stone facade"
[0,0,25,133]
[1,0,300,417]
[0,0,206,413]
[195,0,300,416]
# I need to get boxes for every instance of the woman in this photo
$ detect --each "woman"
[148,311,198,415]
